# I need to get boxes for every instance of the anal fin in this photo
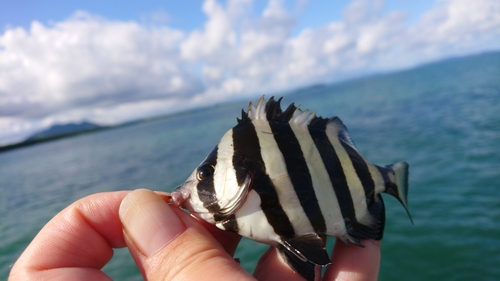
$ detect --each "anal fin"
[346,195,386,242]
[339,234,364,247]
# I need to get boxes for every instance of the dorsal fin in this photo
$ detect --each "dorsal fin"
[243,96,298,122]
[326,117,358,151]
[264,97,298,122]
[239,97,353,149]
[245,95,267,121]
[290,107,317,126]
[240,96,322,127]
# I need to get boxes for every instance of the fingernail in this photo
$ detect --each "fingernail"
[119,189,186,256]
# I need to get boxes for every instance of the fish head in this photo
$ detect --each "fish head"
[171,129,252,224]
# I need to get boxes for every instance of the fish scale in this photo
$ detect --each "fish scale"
[172,96,411,281]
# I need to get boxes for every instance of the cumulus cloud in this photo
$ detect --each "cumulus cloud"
[407,0,500,58]
[0,11,199,117]
[1,0,500,144]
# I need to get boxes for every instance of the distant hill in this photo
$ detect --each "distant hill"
[2,51,498,154]
[26,121,102,141]
[0,122,105,153]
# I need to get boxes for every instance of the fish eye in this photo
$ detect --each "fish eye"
[196,164,215,181]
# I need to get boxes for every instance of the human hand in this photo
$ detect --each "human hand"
[9,189,380,281]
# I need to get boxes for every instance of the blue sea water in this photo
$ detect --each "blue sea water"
[1,52,499,280]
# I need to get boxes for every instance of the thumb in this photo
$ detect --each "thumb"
[119,189,253,281]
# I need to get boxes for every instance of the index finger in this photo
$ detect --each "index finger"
[323,239,381,281]
[157,191,242,256]
[9,191,130,280]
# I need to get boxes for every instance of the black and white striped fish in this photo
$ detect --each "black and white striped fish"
[171,96,411,281]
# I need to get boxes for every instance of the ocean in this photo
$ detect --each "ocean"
[1,51,499,280]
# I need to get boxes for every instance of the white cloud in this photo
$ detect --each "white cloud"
[408,0,500,58]
[0,11,199,118]
[1,0,500,145]
[180,0,249,62]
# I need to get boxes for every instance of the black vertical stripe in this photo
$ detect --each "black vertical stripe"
[218,214,239,233]
[377,165,395,191]
[232,122,295,238]
[339,141,376,204]
[308,126,358,224]
[196,146,221,213]
[269,122,327,233]
[232,154,248,187]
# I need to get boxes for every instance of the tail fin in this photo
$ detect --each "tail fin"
[386,162,413,224]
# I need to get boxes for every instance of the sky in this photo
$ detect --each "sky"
[1,0,500,145]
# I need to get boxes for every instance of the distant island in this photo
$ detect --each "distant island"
[0,113,180,153]
[0,122,106,153]
[2,51,498,154]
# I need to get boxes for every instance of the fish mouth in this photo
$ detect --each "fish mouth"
[170,183,216,220]
[170,183,191,207]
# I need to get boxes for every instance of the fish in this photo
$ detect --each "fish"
[170,96,411,281]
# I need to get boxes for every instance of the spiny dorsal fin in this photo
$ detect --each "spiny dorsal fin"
[240,96,323,127]
[244,96,297,122]
[245,95,267,121]
[239,97,353,152]
[290,107,317,126]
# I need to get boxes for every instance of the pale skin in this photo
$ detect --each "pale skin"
[9,189,381,281]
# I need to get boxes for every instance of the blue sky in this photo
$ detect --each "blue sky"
[1,0,499,145]
[1,1,434,33]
